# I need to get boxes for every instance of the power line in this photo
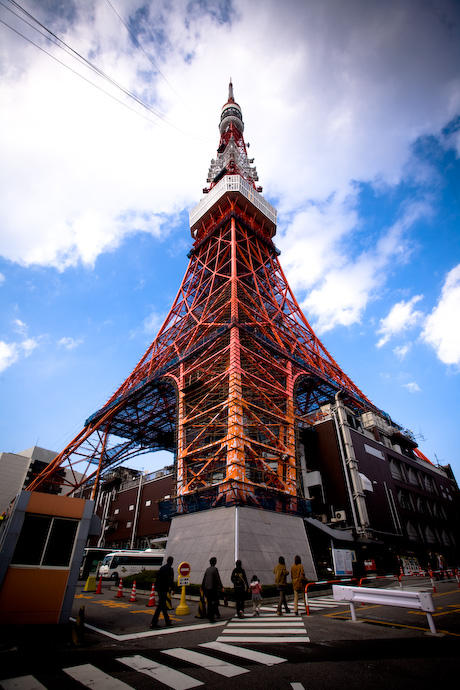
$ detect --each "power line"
[105,0,189,109]
[0,0,208,140]
[0,16,162,129]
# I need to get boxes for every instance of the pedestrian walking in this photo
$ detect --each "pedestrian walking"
[201,556,224,623]
[274,556,289,615]
[150,556,174,628]
[250,574,262,616]
[291,555,306,615]
[231,559,249,618]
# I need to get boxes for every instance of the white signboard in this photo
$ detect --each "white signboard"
[332,548,354,576]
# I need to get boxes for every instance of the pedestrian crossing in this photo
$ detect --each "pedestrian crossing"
[1,643,287,690]
[0,602,343,690]
[260,594,341,614]
[215,612,310,643]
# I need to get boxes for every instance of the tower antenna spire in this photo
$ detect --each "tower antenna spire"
[228,78,234,101]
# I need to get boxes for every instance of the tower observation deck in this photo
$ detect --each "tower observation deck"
[28,82,384,518]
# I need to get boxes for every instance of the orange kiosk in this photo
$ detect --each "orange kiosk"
[0,490,100,625]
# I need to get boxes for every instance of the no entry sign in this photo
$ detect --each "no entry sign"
[178,561,191,577]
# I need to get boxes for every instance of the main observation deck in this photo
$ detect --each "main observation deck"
[189,174,277,239]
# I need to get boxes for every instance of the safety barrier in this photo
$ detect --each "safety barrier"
[428,568,459,593]
[332,584,438,634]
[304,578,357,615]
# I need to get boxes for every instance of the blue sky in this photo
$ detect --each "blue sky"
[0,0,459,479]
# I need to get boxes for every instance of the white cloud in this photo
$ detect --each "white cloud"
[421,264,460,365]
[0,341,18,373]
[294,203,428,333]
[58,337,83,350]
[393,343,412,360]
[20,338,39,357]
[0,272,5,285]
[376,295,424,348]
[13,318,28,335]
[404,382,421,393]
[0,0,459,276]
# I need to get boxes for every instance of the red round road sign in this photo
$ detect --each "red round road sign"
[178,561,191,577]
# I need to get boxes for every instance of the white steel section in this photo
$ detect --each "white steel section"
[189,175,277,229]
[162,649,249,677]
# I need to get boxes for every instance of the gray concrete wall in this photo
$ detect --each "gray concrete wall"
[0,452,29,515]
[165,505,317,587]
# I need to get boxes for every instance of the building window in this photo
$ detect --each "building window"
[423,474,435,493]
[407,467,420,486]
[129,504,135,511]
[145,500,152,507]
[397,490,414,511]
[425,526,436,544]
[406,520,421,542]
[11,514,78,567]
[389,459,403,481]
[126,521,132,528]
[114,508,119,515]
[416,497,430,515]
[441,530,452,546]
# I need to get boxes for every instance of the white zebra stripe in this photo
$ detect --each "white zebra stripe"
[162,648,249,677]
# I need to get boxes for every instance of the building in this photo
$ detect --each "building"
[84,465,174,550]
[0,446,83,516]
[299,403,460,577]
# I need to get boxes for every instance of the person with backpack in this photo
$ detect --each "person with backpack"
[231,559,249,618]
[250,574,262,616]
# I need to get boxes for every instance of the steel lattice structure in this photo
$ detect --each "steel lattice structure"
[28,83,380,513]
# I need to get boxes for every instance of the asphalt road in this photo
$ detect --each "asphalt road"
[1,580,459,690]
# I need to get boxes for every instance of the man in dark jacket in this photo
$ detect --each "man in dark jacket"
[201,556,223,623]
[150,556,174,628]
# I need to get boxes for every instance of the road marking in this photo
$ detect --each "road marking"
[215,612,310,643]
[0,676,47,690]
[63,663,135,689]
[117,655,203,689]
[162,648,249,677]
[232,617,304,625]
[220,636,310,643]
[200,641,286,665]
[291,684,306,690]
[69,618,225,641]
[222,627,306,635]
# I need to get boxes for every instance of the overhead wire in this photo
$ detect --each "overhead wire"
[0,15,162,129]
[105,0,190,110]
[0,0,208,140]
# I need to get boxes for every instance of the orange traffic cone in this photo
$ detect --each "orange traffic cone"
[95,576,103,594]
[146,583,156,607]
[115,579,124,598]
[129,580,137,602]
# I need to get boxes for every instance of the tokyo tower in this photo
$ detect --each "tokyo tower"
[28,83,381,578]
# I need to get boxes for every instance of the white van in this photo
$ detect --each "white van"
[98,550,165,583]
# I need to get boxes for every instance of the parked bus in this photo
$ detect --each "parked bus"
[79,547,114,580]
[98,550,165,583]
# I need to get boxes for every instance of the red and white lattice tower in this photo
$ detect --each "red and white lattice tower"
[28,82,379,520]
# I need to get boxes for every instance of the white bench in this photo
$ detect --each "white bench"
[332,584,437,634]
